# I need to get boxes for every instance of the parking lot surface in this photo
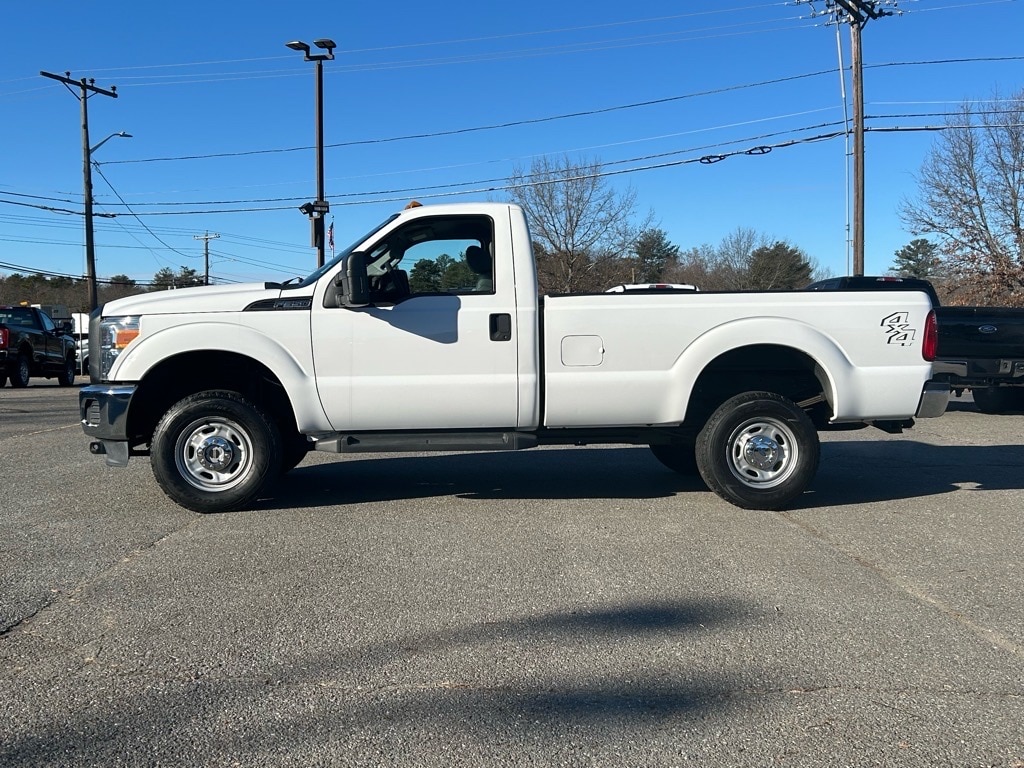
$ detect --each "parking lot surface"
[1,381,1021,766]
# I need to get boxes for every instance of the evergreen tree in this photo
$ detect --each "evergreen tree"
[408,258,445,293]
[891,238,940,278]
[632,229,680,283]
[150,266,203,291]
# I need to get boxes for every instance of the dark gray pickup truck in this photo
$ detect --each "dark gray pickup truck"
[806,276,1024,414]
[0,305,78,388]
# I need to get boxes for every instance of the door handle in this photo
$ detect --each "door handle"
[489,313,512,342]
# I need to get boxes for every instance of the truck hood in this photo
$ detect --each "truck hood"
[101,282,283,316]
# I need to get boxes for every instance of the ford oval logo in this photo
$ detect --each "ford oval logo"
[978,324,998,334]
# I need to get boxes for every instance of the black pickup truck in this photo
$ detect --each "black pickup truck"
[806,276,1024,413]
[0,305,78,388]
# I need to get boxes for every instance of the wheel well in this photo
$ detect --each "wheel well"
[126,351,299,448]
[687,344,832,426]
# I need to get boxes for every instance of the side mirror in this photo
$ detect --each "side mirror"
[340,251,371,307]
[60,321,74,335]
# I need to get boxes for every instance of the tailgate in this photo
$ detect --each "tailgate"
[936,306,1024,359]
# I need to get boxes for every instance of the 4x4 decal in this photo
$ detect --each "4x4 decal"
[881,311,916,346]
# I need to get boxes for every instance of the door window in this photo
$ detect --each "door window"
[363,215,495,303]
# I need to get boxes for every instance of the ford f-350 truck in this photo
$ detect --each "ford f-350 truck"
[80,202,948,513]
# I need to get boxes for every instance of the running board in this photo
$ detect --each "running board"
[313,431,538,454]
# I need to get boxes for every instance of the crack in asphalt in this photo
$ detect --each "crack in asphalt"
[777,512,1023,660]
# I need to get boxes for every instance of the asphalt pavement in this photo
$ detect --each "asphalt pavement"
[1,379,1021,767]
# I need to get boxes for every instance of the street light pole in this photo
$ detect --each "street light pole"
[286,38,336,268]
[82,92,97,311]
[84,131,132,310]
[315,54,326,238]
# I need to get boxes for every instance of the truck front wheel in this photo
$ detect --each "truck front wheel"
[151,390,281,513]
[696,391,819,511]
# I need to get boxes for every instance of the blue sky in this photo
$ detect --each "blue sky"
[2,0,1022,288]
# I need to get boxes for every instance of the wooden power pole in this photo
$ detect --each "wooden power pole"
[40,71,119,311]
[193,232,220,285]
[797,1,897,275]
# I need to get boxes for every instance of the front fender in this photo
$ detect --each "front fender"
[110,319,328,431]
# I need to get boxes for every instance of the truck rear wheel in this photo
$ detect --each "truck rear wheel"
[972,386,1024,415]
[151,390,281,513]
[696,391,819,511]
[10,352,30,388]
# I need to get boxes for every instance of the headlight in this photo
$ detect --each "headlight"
[98,316,141,380]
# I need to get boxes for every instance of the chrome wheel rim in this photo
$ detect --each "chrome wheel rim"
[174,417,254,492]
[725,416,799,489]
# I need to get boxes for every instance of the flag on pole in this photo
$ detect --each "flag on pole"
[327,220,334,253]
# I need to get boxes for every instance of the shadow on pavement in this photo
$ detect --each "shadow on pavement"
[256,440,1024,512]
[1,597,750,764]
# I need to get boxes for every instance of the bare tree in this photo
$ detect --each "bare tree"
[507,156,652,293]
[901,90,1024,306]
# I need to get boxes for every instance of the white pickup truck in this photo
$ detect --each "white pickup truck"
[80,202,948,513]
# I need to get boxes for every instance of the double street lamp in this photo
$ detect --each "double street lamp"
[285,38,336,268]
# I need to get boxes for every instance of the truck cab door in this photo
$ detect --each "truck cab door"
[35,311,62,372]
[311,212,521,431]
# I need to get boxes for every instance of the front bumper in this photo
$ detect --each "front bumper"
[80,384,136,466]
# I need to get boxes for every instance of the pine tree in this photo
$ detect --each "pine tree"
[891,239,940,278]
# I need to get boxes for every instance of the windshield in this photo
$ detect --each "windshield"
[280,214,400,290]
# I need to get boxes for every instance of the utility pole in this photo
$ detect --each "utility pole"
[796,1,897,276]
[40,71,118,311]
[850,13,866,276]
[193,232,220,285]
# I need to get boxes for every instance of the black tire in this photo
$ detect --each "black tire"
[649,440,698,475]
[971,387,1023,415]
[150,390,281,513]
[0,373,6,388]
[696,391,820,511]
[9,352,30,388]
[57,355,76,387]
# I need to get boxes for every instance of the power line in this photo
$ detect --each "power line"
[0,259,160,286]
[7,108,1011,216]
[95,54,1024,168]
[101,69,839,166]
[91,163,196,261]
